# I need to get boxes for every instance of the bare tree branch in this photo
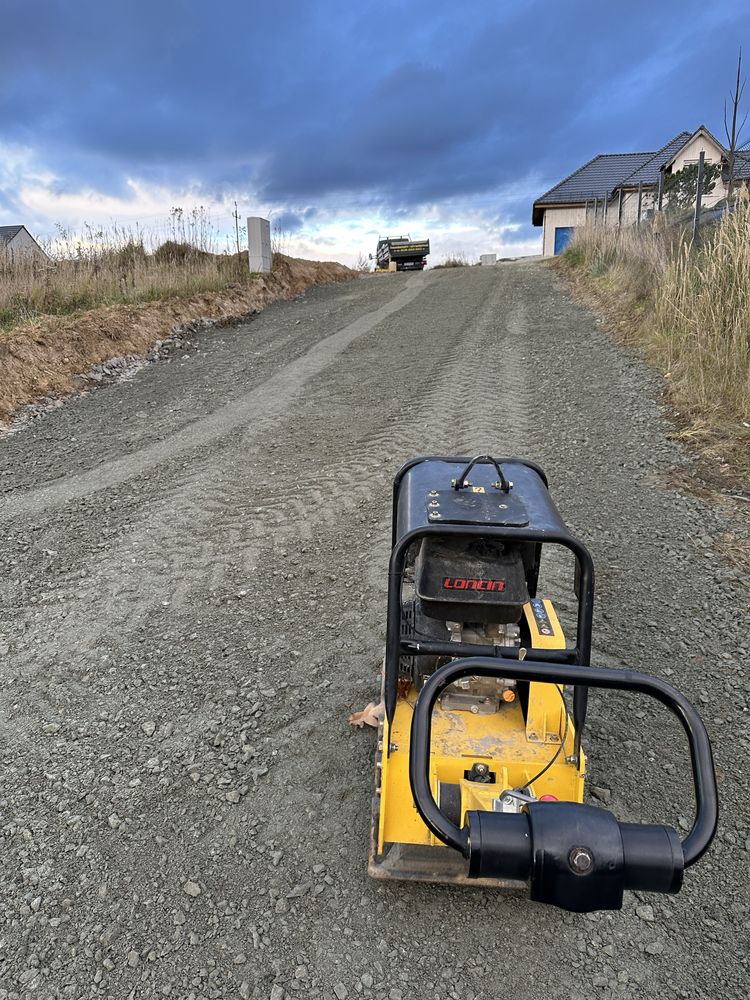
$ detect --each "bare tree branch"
[726,48,745,203]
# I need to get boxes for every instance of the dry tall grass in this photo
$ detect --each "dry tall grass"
[0,210,256,333]
[655,209,750,423]
[559,206,750,476]
[0,246,250,331]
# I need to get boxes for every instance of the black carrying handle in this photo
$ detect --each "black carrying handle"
[452,455,511,493]
[408,657,718,911]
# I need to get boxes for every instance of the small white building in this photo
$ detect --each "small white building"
[0,225,49,263]
[533,126,739,256]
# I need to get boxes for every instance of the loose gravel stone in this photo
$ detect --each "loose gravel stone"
[636,904,655,922]
[645,941,665,955]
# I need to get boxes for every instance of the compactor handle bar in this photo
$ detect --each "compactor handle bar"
[408,657,718,911]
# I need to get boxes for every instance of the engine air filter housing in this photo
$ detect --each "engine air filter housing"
[415,536,529,624]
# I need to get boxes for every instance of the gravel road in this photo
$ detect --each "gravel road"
[0,261,747,999]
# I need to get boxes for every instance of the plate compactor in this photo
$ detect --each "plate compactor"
[369,455,718,913]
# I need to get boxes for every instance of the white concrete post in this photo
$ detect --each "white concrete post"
[480,253,497,266]
[247,217,272,272]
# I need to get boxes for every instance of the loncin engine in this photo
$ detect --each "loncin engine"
[401,535,534,712]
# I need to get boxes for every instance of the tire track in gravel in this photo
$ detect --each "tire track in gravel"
[0,265,572,683]
[245,274,534,521]
[5,268,531,662]
[162,269,538,610]
[0,272,429,521]
[0,273,433,672]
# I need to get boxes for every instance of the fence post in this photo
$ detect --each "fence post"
[692,150,705,243]
[636,182,643,227]
[657,170,664,211]
[618,188,624,227]
[603,193,609,225]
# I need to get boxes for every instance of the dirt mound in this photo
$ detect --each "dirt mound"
[0,253,355,427]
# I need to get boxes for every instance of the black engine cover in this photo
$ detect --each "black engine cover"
[415,536,529,623]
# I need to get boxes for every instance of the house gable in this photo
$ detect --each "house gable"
[0,225,48,260]
[0,225,25,247]
[664,126,725,174]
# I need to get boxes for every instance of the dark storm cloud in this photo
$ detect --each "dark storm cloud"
[272,211,304,234]
[0,0,747,230]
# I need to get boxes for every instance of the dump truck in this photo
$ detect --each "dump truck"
[375,236,430,271]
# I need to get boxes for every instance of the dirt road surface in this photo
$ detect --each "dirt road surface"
[0,262,747,999]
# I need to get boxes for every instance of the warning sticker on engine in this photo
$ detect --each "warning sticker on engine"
[529,598,554,636]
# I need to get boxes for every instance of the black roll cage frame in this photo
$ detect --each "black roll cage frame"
[386,456,595,760]
[408,657,718,871]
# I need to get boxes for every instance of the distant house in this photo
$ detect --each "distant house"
[0,225,49,263]
[533,126,743,256]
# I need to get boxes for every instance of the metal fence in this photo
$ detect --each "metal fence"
[582,150,726,241]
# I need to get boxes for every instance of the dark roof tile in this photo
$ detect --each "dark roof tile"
[534,152,652,207]
[615,132,693,188]
[732,151,750,179]
[530,128,720,225]
[0,225,24,247]
[532,152,653,224]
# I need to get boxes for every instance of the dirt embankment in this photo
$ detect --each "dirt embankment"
[0,254,355,427]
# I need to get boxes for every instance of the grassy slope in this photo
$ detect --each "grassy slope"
[0,242,270,332]
[556,208,750,483]
[0,253,355,426]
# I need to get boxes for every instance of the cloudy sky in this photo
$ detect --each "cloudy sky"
[1,1,747,265]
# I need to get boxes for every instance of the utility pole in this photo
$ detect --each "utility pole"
[232,202,242,256]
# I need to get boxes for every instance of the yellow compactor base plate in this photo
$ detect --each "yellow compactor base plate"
[369,599,586,886]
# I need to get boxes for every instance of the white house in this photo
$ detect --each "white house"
[0,225,49,262]
[533,126,742,256]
